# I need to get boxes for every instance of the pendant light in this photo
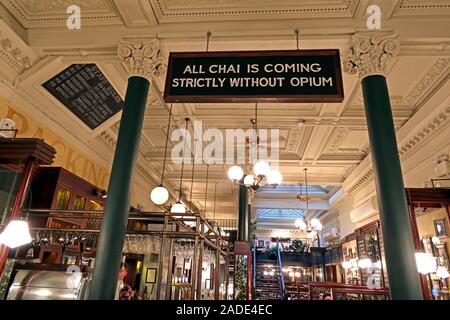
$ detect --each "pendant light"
[295,169,322,233]
[203,164,210,218]
[185,152,197,227]
[150,104,173,205]
[171,118,190,215]
[0,219,32,248]
[202,164,210,234]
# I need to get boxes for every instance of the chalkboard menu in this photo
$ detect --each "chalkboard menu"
[43,64,123,129]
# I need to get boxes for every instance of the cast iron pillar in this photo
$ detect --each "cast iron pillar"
[238,184,248,242]
[344,33,422,300]
[89,39,164,299]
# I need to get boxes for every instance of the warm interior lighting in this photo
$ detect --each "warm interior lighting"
[436,266,450,279]
[342,261,352,269]
[171,202,186,215]
[431,236,441,245]
[243,175,255,186]
[310,218,322,231]
[358,258,372,269]
[0,220,32,248]
[267,170,282,186]
[415,252,437,275]
[373,260,382,269]
[150,185,169,205]
[253,160,270,177]
[295,219,307,230]
[228,166,244,182]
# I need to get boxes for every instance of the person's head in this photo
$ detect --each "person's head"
[119,262,128,280]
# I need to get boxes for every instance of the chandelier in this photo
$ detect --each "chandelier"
[294,169,322,233]
[227,104,282,190]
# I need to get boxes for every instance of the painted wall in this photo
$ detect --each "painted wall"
[0,96,143,207]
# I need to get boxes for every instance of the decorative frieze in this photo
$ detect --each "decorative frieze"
[0,31,34,74]
[118,39,166,81]
[405,58,450,108]
[343,33,400,79]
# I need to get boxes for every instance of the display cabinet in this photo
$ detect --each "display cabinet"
[28,167,105,264]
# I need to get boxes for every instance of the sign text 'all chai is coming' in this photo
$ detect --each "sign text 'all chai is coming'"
[164,50,344,103]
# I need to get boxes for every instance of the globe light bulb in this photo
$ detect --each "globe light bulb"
[267,170,282,186]
[310,218,322,231]
[431,236,440,245]
[253,160,270,177]
[171,202,186,215]
[150,185,169,205]
[0,220,32,248]
[227,166,244,182]
[244,175,255,187]
[295,219,307,230]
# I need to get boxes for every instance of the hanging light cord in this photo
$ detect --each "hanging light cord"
[255,103,258,133]
[213,182,217,221]
[206,31,211,52]
[178,118,190,201]
[304,168,309,215]
[204,164,210,218]
[295,29,299,50]
[160,104,173,185]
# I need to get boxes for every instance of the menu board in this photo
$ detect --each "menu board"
[43,64,123,129]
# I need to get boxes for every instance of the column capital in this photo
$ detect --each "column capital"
[343,33,400,79]
[118,38,166,82]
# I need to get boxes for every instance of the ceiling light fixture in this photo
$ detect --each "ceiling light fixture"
[227,104,282,190]
[151,104,173,206]
[294,169,322,234]
[170,118,190,216]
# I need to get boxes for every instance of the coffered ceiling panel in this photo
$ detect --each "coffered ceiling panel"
[150,0,358,23]
[1,0,124,28]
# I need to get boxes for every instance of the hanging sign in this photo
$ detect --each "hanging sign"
[164,50,344,103]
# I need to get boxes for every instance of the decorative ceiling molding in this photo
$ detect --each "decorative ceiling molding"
[346,106,450,195]
[405,58,450,108]
[0,0,124,28]
[151,0,357,22]
[325,127,350,154]
[0,20,39,75]
[395,0,450,13]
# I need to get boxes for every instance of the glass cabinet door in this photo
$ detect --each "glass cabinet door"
[55,188,71,210]
[73,195,86,210]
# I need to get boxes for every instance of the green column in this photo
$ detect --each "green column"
[238,184,248,241]
[362,75,422,300]
[89,76,150,300]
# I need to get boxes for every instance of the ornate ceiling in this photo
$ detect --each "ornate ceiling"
[0,0,449,228]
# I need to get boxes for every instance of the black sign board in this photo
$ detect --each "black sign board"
[43,64,123,129]
[164,50,344,103]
